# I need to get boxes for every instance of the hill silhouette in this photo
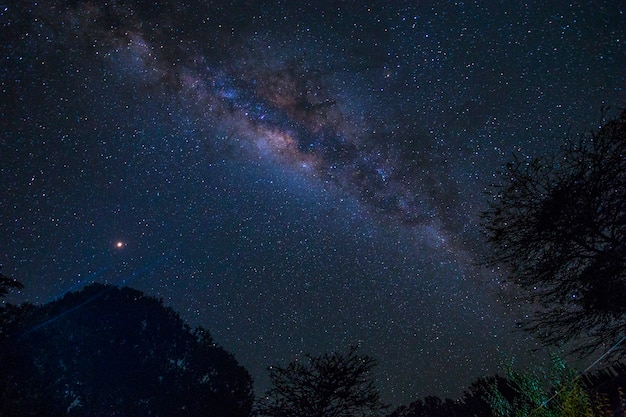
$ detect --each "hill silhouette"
[0,283,253,417]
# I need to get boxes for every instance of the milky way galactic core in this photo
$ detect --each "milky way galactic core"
[1,0,624,405]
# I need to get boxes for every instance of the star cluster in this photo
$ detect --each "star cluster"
[1,0,624,405]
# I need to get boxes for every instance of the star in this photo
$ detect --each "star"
[1,0,623,407]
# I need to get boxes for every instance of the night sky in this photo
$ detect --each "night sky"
[1,0,624,406]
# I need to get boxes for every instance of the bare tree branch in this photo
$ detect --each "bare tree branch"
[257,346,388,417]
[481,109,626,356]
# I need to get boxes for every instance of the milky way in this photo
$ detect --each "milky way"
[1,0,624,405]
[111,12,478,260]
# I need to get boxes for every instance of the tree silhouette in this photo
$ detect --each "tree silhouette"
[387,376,517,417]
[0,270,23,338]
[0,270,23,298]
[0,283,254,417]
[257,346,388,417]
[481,109,626,355]
[486,356,597,417]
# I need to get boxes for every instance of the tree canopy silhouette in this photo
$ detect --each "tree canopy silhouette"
[0,283,254,417]
[0,270,23,337]
[0,270,23,298]
[387,375,518,417]
[481,108,626,355]
[257,346,388,417]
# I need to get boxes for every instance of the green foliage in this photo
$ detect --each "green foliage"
[487,355,597,417]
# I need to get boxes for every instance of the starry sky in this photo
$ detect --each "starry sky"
[1,0,624,406]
